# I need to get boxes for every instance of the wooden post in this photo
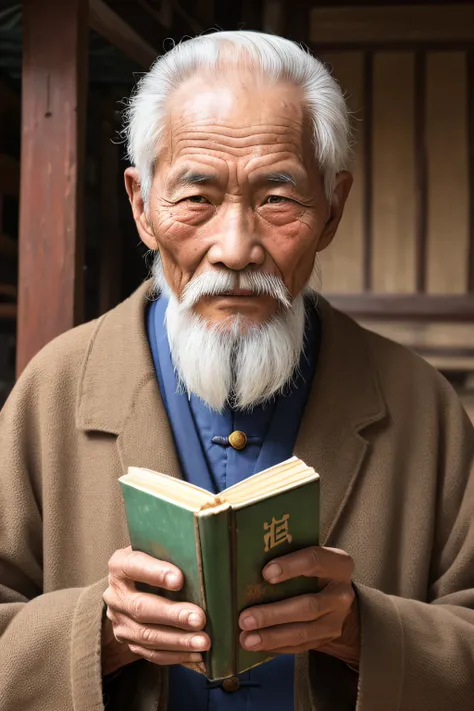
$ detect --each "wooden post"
[17,0,88,375]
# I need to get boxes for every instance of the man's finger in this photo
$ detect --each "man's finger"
[262,546,354,584]
[104,589,206,630]
[240,613,341,653]
[114,622,211,653]
[109,547,184,591]
[239,585,349,631]
[127,645,204,667]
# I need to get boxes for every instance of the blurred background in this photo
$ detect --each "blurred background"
[0,0,473,421]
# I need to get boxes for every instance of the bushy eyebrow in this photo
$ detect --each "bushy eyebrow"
[168,169,301,191]
[169,169,217,189]
[265,172,297,187]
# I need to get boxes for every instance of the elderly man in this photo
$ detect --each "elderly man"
[1,30,474,711]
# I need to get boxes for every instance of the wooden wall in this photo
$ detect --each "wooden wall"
[310,3,474,372]
[318,47,472,296]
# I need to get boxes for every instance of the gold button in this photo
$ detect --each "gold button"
[228,430,247,451]
[222,676,240,692]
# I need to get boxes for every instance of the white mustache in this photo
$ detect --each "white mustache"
[179,271,292,311]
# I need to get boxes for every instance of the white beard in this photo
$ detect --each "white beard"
[152,255,319,412]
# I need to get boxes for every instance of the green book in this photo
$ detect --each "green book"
[119,456,320,680]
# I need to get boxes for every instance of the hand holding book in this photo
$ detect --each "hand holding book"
[102,546,210,676]
[239,546,360,670]
[102,544,360,677]
[110,457,360,678]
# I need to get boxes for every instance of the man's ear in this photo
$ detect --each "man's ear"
[124,167,158,250]
[317,171,353,252]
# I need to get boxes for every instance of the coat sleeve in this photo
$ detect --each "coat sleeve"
[0,362,108,711]
[354,378,474,711]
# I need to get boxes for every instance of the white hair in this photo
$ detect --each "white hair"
[124,30,351,205]
[152,255,320,411]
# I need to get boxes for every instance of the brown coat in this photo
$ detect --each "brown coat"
[1,281,474,711]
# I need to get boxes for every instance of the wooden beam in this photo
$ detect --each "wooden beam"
[310,4,474,45]
[468,50,474,292]
[89,0,158,69]
[17,0,88,375]
[0,154,20,196]
[326,293,474,321]
[414,51,428,293]
[362,52,374,291]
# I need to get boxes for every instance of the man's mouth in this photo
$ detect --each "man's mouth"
[219,289,255,297]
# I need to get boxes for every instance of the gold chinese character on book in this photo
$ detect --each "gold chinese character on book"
[263,513,292,552]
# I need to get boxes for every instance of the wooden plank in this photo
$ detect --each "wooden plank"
[0,154,20,196]
[326,293,474,321]
[17,0,88,375]
[359,319,474,352]
[426,52,469,294]
[357,319,474,373]
[318,51,365,293]
[362,52,373,291]
[310,4,474,45]
[98,97,122,315]
[468,50,474,292]
[89,0,158,69]
[372,53,416,293]
[414,52,427,292]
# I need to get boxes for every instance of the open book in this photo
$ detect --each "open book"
[119,456,320,680]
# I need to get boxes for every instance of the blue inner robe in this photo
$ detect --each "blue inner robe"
[146,294,320,711]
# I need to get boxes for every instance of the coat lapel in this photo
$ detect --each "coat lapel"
[76,281,182,480]
[295,297,387,545]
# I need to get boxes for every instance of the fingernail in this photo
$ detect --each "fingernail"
[240,615,257,630]
[188,612,202,628]
[244,633,261,649]
[263,563,282,582]
[191,636,208,650]
[165,572,181,589]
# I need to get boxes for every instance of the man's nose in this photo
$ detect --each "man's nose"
[206,204,265,271]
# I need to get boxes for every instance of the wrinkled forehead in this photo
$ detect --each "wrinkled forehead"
[159,73,313,166]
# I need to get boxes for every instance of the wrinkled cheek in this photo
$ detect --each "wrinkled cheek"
[259,220,319,296]
[152,213,207,293]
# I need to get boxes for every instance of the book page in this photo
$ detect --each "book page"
[222,458,319,508]
[122,468,215,511]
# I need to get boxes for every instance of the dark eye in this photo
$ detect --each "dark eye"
[265,195,290,205]
[185,195,209,204]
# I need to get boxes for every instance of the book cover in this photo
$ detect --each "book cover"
[120,457,319,680]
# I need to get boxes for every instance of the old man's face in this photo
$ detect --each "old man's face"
[126,72,351,328]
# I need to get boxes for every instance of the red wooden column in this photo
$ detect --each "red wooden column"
[17,0,88,375]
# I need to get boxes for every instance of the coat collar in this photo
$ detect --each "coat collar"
[77,281,387,542]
